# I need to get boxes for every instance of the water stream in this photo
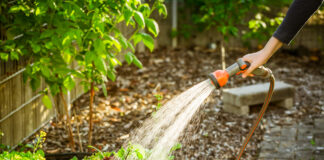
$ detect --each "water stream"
[126,79,215,159]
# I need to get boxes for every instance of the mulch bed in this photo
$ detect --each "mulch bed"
[23,46,324,159]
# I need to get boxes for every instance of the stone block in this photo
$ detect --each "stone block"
[281,127,297,138]
[260,141,279,151]
[315,118,324,129]
[223,81,294,106]
[275,98,293,109]
[222,81,295,115]
[223,103,249,115]
[295,150,314,159]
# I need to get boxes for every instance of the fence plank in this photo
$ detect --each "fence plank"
[1,118,12,146]
[12,107,24,146]
[23,97,36,141]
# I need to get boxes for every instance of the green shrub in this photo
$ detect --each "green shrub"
[0,131,46,160]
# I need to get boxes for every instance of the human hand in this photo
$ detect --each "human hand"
[241,49,270,78]
[241,37,283,78]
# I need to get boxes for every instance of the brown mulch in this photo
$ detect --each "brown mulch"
[24,46,324,159]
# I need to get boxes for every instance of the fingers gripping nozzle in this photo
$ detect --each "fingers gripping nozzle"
[208,58,271,88]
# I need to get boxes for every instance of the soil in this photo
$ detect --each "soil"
[23,47,324,159]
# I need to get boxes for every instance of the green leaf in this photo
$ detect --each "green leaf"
[63,76,75,91]
[127,41,135,52]
[125,52,134,65]
[10,51,19,60]
[135,150,144,159]
[117,147,125,158]
[102,83,107,97]
[45,42,53,49]
[145,18,159,37]
[134,11,145,28]
[85,51,95,65]
[49,84,60,96]
[109,57,121,67]
[54,67,72,75]
[133,56,143,69]
[157,4,168,18]
[40,66,51,78]
[40,30,54,39]
[140,33,154,52]
[111,37,121,52]
[139,4,151,17]
[62,34,72,47]
[133,33,142,46]
[119,35,128,49]
[94,39,106,56]
[107,70,116,81]
[132,144,146,159]
[31,43,41,53]
[170,143,182,152]
[0,52,9,61]
[133,0,141,6]
[220,26,227,35]
[36,150,45,157]
[94,57,107,75]
[62,48,72,64]
[30,77,40,91]
[310,139,316,146]
[123,5,133,25]
[42,95,52,109]
[70,156,78,160]
[25,144,34,149]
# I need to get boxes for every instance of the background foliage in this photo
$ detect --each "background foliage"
[0,0,166,105]
[178,0,293,45]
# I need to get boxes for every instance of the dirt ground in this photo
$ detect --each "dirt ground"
[24,46,324,159]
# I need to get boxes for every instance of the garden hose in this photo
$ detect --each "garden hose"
[208,58,275,160]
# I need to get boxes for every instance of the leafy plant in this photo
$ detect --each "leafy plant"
[0,150,45,160]
[82,142,181,160]
[310,139,316,146]
[0,0,167,149]
[168,143,181,160]
[32,131,46,153]
[179,0,292,46]
[154,94,163,111]
[0,131,46,160]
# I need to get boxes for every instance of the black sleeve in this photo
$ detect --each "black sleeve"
[273,0,323,44]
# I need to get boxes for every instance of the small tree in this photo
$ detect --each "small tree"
[72,0,167,145]
[0,0,167,150]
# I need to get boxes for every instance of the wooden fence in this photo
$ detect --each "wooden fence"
[0,59,84,147]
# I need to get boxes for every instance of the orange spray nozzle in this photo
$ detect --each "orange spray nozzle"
[208,58,249,88]
[208,70,229,88]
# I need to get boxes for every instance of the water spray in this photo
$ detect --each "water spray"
[208,58,275,160]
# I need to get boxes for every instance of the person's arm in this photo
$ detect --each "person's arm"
[242,0,323,78]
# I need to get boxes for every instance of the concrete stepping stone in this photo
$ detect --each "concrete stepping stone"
[222,81,295,115]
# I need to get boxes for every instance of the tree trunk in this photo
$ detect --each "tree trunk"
[59,89,75,152]
[88,81,94,146]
